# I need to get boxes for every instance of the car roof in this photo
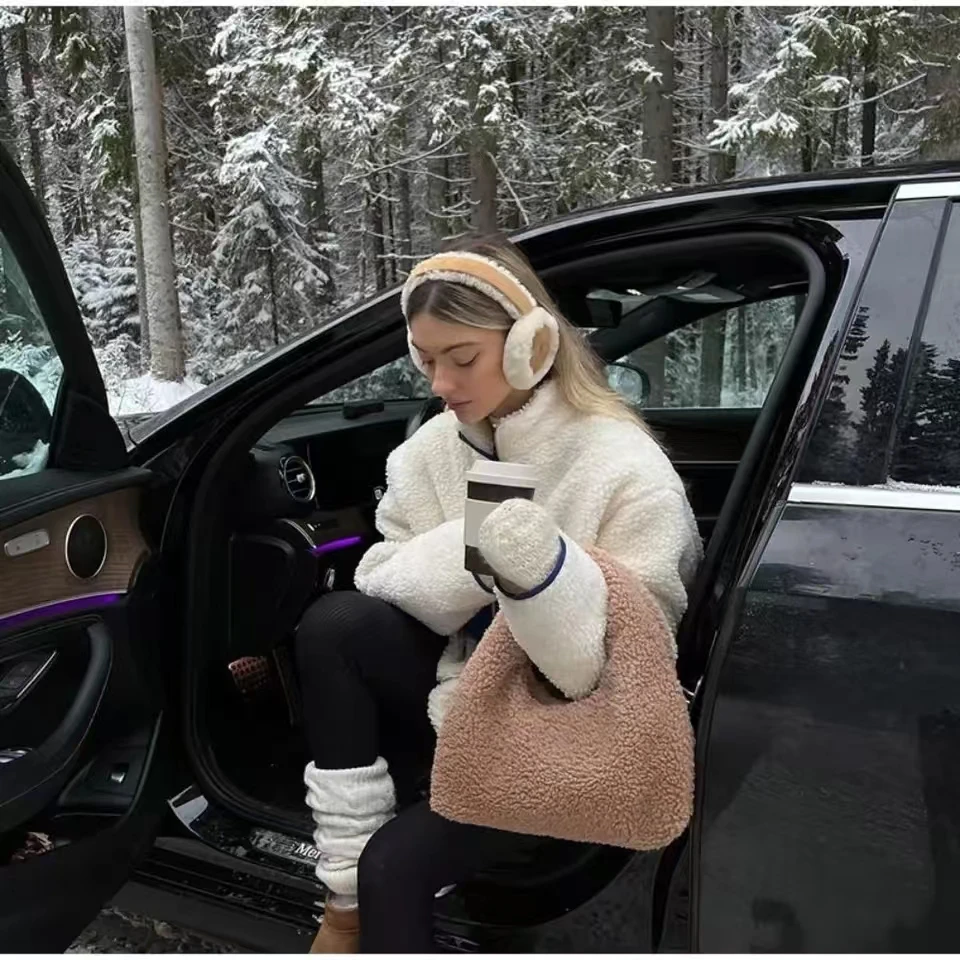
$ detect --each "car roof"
[514,160,960,244]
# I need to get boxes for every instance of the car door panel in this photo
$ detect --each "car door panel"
[1,486,149,625]
[695,499,960,952]
[0,137,172,948]
[689,190,959,950]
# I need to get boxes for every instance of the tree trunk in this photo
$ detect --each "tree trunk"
[385,170,397,286]
[0,36,18,160]
[800,128,816,173]
[132,191,150,369]
[427,154,448,246]
[469,138,498,234]
[15,20,45,215]
[298,132,335,300]
[397,160,414,273]
[674,9,690,186]
[366,169,387,292]
[920,12,960,161]
[708,7,733,182]
[699,313,726,406]
[123,5,184,381]
[303,142,330,236]
[643,7,676,187]
[396,106,414,272]
[860,25,878,166]
[267,245,279,345]
[735,305,747,396]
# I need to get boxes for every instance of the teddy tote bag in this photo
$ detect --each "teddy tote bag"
[430,547,695,851]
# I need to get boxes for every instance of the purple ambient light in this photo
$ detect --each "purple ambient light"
[310,536,363,557]
[0,592,123,635]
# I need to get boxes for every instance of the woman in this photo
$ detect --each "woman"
[295,236,702,953]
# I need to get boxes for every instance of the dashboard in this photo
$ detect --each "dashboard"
[223,401,420,659]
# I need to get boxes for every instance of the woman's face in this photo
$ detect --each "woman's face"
[409,312,523,424]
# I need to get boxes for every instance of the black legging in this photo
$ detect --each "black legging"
[294,591,521,952]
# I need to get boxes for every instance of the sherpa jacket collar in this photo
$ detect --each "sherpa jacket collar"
[456,380,578,465]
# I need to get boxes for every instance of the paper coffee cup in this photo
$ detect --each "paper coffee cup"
[464,460,538,575]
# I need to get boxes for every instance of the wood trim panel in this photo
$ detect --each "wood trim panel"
[0,487,149,620]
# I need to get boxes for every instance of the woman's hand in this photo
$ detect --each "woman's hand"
[477,497,607,699]
[478,498,563,594]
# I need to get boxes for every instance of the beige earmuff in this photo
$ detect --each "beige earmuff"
[402,252,560,391]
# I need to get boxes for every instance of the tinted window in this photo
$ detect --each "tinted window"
[890,202,960,489]
[800,200,946,486]
[0,233,64,480]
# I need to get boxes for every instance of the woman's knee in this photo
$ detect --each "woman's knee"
[295,590,384,675]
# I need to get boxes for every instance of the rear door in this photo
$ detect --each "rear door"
[0,146,172,949]
[690,180,960,950]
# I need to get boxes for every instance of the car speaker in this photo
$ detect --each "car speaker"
[65,514,108,580]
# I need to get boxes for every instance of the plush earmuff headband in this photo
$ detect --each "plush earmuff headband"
[401,251,560,391]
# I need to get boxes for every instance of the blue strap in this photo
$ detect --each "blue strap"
[494,537,567,601]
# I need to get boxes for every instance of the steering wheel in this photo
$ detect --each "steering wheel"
[405,395,446,439]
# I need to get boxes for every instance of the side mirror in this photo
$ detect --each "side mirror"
[606,360,650,408]
[0,368,51,476]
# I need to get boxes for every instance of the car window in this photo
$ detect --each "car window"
[890,201,960,490]
[618,295,800,409]
[312,355,433,405]
[0,233,64,481]
[800,200,946,487]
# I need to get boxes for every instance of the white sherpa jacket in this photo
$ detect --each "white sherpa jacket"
[353,380,703,732]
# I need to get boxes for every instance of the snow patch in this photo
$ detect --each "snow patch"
[107,375,204,417]
[810,479,960,496]
[880,479,960,496]
[14,440,49,471]
[2,440,50,480]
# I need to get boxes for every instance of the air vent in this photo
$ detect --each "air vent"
[279,455,316,503]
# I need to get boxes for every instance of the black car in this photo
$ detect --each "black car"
[2,141,960,952]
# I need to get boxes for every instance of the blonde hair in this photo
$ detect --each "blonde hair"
[406,236,650,430]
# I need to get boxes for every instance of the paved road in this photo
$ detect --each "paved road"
[69,909,237,954]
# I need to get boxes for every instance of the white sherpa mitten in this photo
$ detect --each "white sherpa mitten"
[477,498,562,592]
[477,497,608,700]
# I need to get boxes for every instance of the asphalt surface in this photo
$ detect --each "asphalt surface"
[68,909,238,954]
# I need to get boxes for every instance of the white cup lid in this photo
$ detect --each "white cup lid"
[466,460,538,487]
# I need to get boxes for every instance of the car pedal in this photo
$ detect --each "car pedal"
[227,656,275,701]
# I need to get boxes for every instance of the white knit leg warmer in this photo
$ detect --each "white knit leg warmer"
[303,757,396,897]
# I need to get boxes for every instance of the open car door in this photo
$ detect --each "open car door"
[0,145,172,950]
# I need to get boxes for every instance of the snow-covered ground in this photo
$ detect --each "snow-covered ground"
[106,373,205,417]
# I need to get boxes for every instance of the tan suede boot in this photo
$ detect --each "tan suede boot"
[309,902,360,954]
